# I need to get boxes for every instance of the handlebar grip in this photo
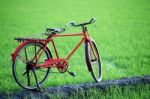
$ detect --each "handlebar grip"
[90,18,96,24]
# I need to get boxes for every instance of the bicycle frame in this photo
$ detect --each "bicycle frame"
[50,33,91,60]
[36,27,93,67]
[12,26,94,68]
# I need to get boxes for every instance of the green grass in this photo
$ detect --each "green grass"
[69,84,150,99]
[0,0,150,94]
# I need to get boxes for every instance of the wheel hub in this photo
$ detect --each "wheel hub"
[26,62,35,71]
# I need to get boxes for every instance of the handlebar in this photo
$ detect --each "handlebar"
[66,18,96,27]
[45,18,96,35]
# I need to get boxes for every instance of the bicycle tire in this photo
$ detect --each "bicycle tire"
[85,39,102,82]
[12,42,52,90]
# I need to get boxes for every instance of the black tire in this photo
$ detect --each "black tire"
[12,42,52,90]
[85,39,102,82]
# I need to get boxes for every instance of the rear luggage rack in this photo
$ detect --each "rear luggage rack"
[14,37,48,42]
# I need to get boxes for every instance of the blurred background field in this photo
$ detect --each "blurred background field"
[0,0,150,94]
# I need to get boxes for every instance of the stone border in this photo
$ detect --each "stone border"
[1,76,150,98]
[15,75,150,98]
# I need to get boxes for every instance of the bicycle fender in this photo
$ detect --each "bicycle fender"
[11,41,29,62]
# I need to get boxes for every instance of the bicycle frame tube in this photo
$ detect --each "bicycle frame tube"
[49,31,92,61]
[51,40,59,58]
[66,37,85,60]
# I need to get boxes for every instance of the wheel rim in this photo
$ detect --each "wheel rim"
[13,43,51,89]
[89,42,102,82]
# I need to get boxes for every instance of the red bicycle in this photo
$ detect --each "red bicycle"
[11,18,102,90]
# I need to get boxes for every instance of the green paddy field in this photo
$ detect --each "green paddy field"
[0,0,149,98]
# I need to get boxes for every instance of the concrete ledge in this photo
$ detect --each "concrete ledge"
[13,75,150,98]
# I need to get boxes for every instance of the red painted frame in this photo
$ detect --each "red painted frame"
[50,33,87,60]
[12,27,94,68]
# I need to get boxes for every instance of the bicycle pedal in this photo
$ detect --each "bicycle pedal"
[68,71,76,77]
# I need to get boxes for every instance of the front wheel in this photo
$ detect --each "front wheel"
[85,40,102,82]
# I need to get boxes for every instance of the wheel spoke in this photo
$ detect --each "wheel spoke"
[32,47,42,62]
[32,67,41,90]
[27,71,30,86]
[23,71,27,76]
[34,43,37,63]
[24,47,28,61]
[18,54,27,63]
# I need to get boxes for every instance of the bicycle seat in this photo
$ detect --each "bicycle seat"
[46,28,65,33]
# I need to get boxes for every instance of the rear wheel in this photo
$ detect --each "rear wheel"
[85,40,102,82]
[12,42,52,90]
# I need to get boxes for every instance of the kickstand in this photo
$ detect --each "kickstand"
[67,70,76,77]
